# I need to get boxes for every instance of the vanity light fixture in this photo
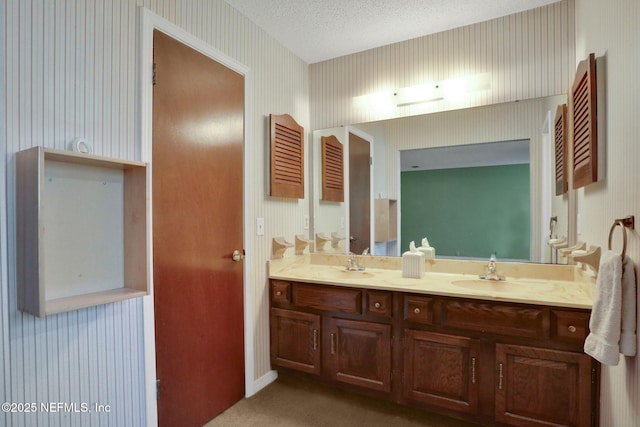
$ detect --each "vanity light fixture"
[353,73,491,111]
[394,83,444,106]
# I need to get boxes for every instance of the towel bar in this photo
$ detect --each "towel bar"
[608,216,635,259]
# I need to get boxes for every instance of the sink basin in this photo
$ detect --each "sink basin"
[321,268,375,279]
[451,279,553,292]
[451,279,515,292]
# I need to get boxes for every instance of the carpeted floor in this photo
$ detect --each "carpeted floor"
[205,374,479,427]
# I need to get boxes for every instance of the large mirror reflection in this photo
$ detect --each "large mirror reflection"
[311,94,570,263]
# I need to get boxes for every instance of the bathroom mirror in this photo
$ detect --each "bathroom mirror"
[310,94,571,263]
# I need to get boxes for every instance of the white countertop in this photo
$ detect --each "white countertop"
[268,254,595,310]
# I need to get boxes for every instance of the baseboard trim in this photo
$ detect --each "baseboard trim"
[246,370,278,397]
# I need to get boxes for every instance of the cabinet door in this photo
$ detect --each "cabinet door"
[495,343,594,427]
[270,308,321,375]
[325,317,392,392]
[403,329,480,414]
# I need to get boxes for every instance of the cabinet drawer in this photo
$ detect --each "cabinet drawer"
[440,300,545,338]
[271,280,291,304]
[551,310,590,343]
[365,291,393,317]
[293,284,361,314]
[404,295,435,324]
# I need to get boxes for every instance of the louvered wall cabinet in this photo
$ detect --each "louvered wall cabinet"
[16,147,149,317]
[320,135,344,202]
[571,53,598,189]
[270,113,305,198]
[554,104,568,195]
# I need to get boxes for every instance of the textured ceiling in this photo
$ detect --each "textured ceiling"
[224,0,561,64]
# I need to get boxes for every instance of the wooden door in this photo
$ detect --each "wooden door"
[348,132,371,254]
[403,329,479,414]
[324,317,391,392]
[495,343,594,427]
[152,30,245,427]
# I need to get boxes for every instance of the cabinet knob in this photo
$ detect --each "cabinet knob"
[275,291,282,296]
[414,307,421,314]
[374,302,381,309]
[568,325,577,333]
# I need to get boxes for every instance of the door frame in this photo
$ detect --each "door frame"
[138,8,254,426]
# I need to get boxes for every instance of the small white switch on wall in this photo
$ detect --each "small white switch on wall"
[257,217,265,236]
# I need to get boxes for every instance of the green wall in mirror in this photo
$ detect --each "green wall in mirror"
[401,163,530,260]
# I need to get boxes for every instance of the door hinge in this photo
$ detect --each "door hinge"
[591,367,596,384]
[370,156,373,166]
[152,63,157,86]
[156,379,160,400]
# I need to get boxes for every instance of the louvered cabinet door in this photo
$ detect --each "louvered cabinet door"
[554,104,568,195]
[270,113,304,198]
[321,135,344,202]
[571,53,598,189]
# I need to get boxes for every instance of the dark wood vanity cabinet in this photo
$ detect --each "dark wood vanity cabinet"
[269,280,393,394]
[269,280,598,426]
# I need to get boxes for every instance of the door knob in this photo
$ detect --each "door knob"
[232,249,245,262]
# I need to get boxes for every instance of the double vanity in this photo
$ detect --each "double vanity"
[268,254,598,426]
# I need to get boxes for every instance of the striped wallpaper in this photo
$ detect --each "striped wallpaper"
[574,1,640,426]
[2,0,638,426]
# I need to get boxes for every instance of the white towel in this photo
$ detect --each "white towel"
[584,251,637,365]
[619,255,637,356]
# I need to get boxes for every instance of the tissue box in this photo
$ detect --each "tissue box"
[418,246,435,259]
[402,253,424,278]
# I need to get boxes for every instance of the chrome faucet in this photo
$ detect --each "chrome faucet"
[346,253,360,271]
[480,253,505,281]
[487,253,497,275]
[346,250,367,271]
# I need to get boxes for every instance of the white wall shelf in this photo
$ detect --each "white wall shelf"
[16,147,149,317]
